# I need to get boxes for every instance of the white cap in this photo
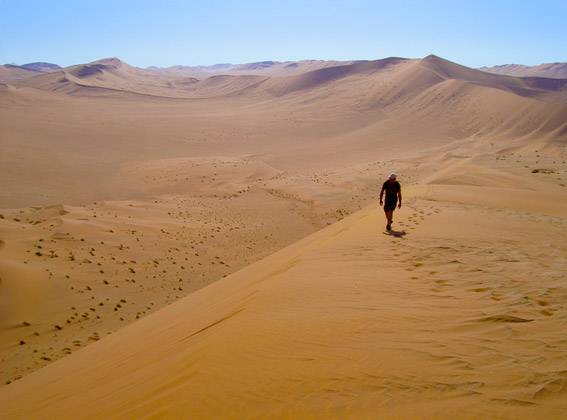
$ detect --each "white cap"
[389,173,397,179]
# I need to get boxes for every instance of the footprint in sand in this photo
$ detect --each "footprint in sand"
[470,287,491,293]
[478,315,533,323]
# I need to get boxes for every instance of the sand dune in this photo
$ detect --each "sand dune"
[20,62,61,72]
[0,64,45,81]
[11,56,567,103]
[1,55,567,418]
[147,59,368,78]
[8,58,198,98]
[479,62,567,79]
[1,178,566,419]
[401,56,567,103]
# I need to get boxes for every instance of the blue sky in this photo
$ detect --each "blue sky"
[1,0,565,68]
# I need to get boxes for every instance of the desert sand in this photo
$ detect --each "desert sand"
[1,55,566,419]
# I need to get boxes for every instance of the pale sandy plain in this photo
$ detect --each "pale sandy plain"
[1,55,567,419]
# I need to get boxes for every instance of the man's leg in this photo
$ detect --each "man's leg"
[385,210,393,229]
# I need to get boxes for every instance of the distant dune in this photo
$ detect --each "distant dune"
[0,64,45,80]
[21,62,62,72]
[2,54,566,206]
[7,55,567,102]
[1,54,566,419]
[0,62,61,81]
[146,59,368,77]
[479,62,567,79]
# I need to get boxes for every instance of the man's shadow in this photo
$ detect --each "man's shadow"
[383,229,406,238]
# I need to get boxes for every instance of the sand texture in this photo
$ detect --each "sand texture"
[1,189,567,419]
[1,55,567,419]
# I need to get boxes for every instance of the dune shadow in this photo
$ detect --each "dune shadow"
[383,229,406,238]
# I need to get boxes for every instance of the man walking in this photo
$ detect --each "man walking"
[379,173,402,230]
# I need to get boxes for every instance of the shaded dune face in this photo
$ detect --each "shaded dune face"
[1,55,567,419]
[72,64,106,78]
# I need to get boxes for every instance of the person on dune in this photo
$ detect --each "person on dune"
[379,173,402,230]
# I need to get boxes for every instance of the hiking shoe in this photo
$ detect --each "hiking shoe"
[386,223,391,230]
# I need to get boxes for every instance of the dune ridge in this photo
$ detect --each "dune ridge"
[1,180,566,418]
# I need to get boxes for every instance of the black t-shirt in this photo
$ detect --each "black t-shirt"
[382,180,400,196]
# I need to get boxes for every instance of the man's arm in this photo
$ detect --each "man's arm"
[397,188,402,209]
[379,188,384,205]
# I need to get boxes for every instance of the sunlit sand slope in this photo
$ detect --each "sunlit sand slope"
[1,181,566,419]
